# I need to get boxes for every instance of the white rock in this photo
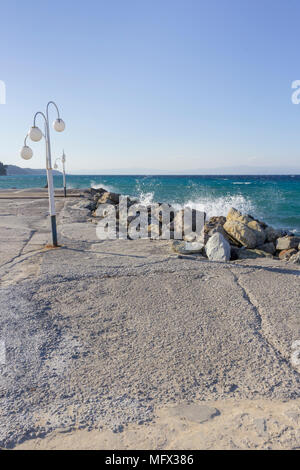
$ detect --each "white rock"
[276,236,300,251]
[184,241,204,253]
[205,232,231,262]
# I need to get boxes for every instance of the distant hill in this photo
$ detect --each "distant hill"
[5,165,61,176]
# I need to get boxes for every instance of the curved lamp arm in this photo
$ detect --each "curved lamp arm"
[33,111,48,128]
[46,101,60,122]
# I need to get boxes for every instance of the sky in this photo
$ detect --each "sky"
[1,0,300,173]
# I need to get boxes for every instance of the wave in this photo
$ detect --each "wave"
[135,189,256,220]
[90,180,116,193]
[138,191,155,205]
[173,194,256,219]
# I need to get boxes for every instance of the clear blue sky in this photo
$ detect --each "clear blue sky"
[1,0,300,172]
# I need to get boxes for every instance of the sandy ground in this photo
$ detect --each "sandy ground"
[0,193,299,450]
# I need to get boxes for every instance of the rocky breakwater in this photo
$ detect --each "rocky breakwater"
[84,188,300,264]
[85,187,204,243]
[206,207,300,264]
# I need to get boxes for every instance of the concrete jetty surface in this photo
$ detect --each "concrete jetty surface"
[0,194,299,449]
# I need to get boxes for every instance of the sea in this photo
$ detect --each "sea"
[0,174,299,234]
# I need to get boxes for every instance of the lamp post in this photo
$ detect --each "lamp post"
[20,101,65,247]
[54,150,67,197]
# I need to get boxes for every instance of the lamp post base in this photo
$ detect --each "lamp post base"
[51,215,58,246]
[64,186,67,198]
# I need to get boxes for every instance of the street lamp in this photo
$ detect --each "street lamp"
[20,101,66,247]
[54,150,67,197]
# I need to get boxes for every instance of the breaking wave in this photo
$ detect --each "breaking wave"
[90,181,116,193]
[136,190,256,220]
[173,195,256,220]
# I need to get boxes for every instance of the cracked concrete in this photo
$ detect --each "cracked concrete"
[0,196,299,449]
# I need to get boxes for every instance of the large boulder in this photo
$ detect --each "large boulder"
[88,187,107,199]
[223,220,258,248]
[226,207,253,225]
[276,236,300,251]
[233,248,273,260]
[97,191,120,205]
[265,226,282,243]
[205,232,231,262]
[257,242,276,255]
[223,208,266,248]
[247,220,266,246]
[209,215,226,226]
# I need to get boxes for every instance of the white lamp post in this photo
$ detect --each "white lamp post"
[20,101,66,247]
[54,150,67,197]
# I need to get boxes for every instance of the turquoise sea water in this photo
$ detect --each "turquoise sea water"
[1,174,299,233]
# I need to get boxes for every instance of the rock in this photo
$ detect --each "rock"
[276,236,300,251]
[208,225,227,238]
[247,220,266,245]
[98,191,120,205]
[289,252,300,264]
[224,207,267,248]
[226,207,253,225]
[184,241,204,253]
[265,226,282,243]
[234,248,273,259]
[203,215,239,246]
[89,187,107,199]
[210,215,226,225]
[171,240,204,255]
[278,248,297,260]
[87,201,97,211]
[257,242,276,255]
[205,232,231,262]
[223,220,258,248]
[204,217,239,246]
